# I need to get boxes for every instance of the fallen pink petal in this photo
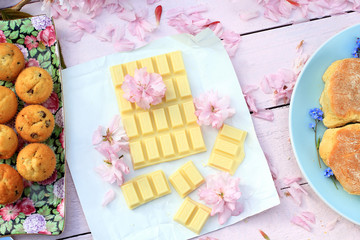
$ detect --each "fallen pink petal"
[301,211,316,224]
[102,189,116,207]
[325,218,339,232]
[291,215,311,231]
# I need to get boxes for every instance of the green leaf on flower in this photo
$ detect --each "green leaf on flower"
[5,220,12,231]
[41,61,51,69]
[54,83,61,94]
[44,51,51,61]
[38,205,51,216]
[24,186,30,196]
[35,200,46,208]
[37,54,44,63]
[18,212,25,219]
[0,21,8,31]
[32,31,38,37]
[0,223,6,235]
[9,30,19,39]
[3,30,10,37]
[31,193,38,202]
[52,53,60,67]
[16,38,24,44]
[19,34,25,38]
[54,214,62,222]
[11,224,25,234]
[45,214,54,221]
[46,221,58,232]
[9,20,15,30]
[20,20,34,34]
[58,219,64,231]
[38,189,45,201]
[29,48,37,58]
[31,183,41,191]
[46,184,54,193]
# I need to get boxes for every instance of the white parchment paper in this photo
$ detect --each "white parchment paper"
[62,29,280,240]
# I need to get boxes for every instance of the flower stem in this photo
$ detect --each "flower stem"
[331,176,338,190]
[314,121,322,168]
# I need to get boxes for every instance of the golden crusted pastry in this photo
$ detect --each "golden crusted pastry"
[16,143,56,182]
[15,105,54,143]
[15,66,53,104]
[320,58,360,128]
[0,43,25,81]
[0,86,18,124]
[0,164,24,205]
[0,124,18,159]
[319,124,360,195]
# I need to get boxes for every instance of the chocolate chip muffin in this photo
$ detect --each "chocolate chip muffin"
[0,43,25,81]
[0,86,18,124]
[16,143,56,182]
[0,164,24,205]
[15,105,55,143]
[0,124,18,159]
[15,66,53,104]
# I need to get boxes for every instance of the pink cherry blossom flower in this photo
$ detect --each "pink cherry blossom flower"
[193,90,235,129]
[25,58,40,68]
[122,68,166,110]
[198,172,243,225]
[102,189,116,207]
[57,199,64,217]
[15,198,36,216]
[42,92,59,114]
[95,154,129,186]
[92,115,129,155]
[24,35,38,50]
[0,204,20,221]
[37,25,57,47]
[0,30,6,43]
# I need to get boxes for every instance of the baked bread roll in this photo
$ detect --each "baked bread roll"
[319,124,360,195]
[320,58,360,128]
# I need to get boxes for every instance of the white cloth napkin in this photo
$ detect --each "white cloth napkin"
[62,29,279,240]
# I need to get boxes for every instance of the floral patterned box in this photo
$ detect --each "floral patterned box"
[0,16,65,236]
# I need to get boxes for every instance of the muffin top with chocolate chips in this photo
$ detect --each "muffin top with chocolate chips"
[15,105,55,143]
[15,66,53,104]
[0,164,24,205]
[0,43,25,81]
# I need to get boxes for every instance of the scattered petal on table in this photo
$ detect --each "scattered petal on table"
[127,10,155,41]
[147,0,161,5]
[253,110,275,121]
[51,3,71,19]
[259,229,271,240]
[325,217,339,232]
[291,215,311,232]
[102,189,116,207]
[97,24,116,42]
[287,181,308,206]
[301,211,316,224]
[239,10,260,21]
[74,19,96,33]
[155,5,163,25]
[282,177,302,185]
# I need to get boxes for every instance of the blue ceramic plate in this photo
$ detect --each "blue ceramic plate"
[289,24,360,225]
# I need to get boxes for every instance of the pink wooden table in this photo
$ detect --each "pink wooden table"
[6,0,360,239]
